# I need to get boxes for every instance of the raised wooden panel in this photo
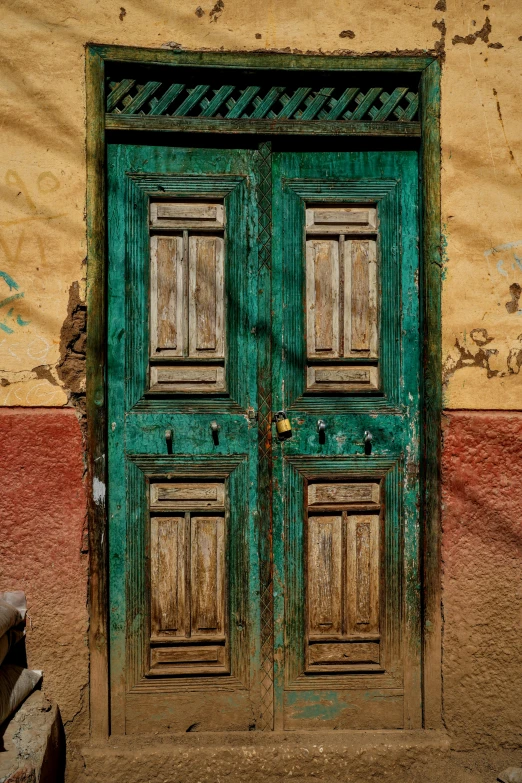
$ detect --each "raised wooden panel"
[308,482,380,507]
[306,480,382,675]
[150,235,185,357]
[191,517,225,637]
[149,365,226,393]
[306,366,379,393]
[151,645,225,665]
[148,200,226,395]
[150,482,225,511]
[304,204,379,393]
[306,206,377,233]
[308,516,342,636]
[150,517,186,638]
[308,641,380,666]
[150,202,224,230]
[306,239,339,357]
[346,515,380,635]
[148,482,228,677]
[189,236,225,358]
[150,645,227,676]
[347,239,378,356]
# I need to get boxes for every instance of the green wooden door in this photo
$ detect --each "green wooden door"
[107,140,421,734]
[271,148,421,730]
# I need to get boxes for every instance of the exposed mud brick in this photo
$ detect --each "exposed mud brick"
[0,409,88,740]
[442,412,522,749]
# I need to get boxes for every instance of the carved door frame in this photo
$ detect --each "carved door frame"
[85,45,442,738]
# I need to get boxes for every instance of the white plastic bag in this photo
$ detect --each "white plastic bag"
[0,592,27,667]
[0,600,22,639]
[0,627,24,666]
[0,665,42,725]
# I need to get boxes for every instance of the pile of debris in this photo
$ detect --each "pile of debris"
[0,593,41,726]
[0,592,63,783]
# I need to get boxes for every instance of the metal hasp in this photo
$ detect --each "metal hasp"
[274,411,292,441]
[364,429,373,455]
[317,419,326,444]
[165,429,173,454]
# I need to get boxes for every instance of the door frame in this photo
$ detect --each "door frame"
[85,45,442,738]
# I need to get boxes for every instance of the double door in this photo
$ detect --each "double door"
[107,139,421,733]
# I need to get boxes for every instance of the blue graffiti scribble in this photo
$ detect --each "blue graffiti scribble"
[497,259,508,277]
[0,273,29,332]
[0,292,24,310]
[0,271,20,291]
[484,240,522,257]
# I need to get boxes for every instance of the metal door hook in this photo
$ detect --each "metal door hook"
[165,429,173,455]
[317,419,326,444]
[211,421,220,445]
[364,430,373,455]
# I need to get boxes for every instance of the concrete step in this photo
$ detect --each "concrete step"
[79,729,454,783]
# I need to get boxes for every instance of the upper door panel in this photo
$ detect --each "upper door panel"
[107,142,259,413]
[272,149,420,414]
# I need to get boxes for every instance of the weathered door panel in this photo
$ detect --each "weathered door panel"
[271,150,421,730]
[107,142,262,733]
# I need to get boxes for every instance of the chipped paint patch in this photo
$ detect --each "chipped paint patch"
[443,328,522,387]
[93,476,106,506]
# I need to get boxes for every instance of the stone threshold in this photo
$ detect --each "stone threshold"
[78,729,451,783]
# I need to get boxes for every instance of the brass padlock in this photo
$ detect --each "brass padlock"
[274,410,292,441]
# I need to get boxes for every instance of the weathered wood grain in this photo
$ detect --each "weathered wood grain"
[94,44,434,71]
[420,57,443,730]
[149,644,227,676]
[150,482,225,510]
[149,365,226,393]
[350,241,370,351]
[306,206,377,233]
[305,207,379,391]
[151,202,224,228]
[151,645,225,665]
[106,114,422,137]
[283,689,404,731]
[308,483,380,506]
[308,641,380,665]
[347,239,378,356]
[150,516,186,638]
[306,239,339,357]
[346,514,380,635]
[150,235,184,356]
[306,365,379,392]
[308,516,342,636]
[191,516,225,636]
[189,235,224,357]
[86,45,109,739]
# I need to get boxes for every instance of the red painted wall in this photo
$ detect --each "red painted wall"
[0,408,88,739]
[442,411,522,748]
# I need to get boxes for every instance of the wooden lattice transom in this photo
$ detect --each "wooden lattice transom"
[106,78,419,123]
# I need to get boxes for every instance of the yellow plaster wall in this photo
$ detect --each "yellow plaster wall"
[0,0,521,409]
